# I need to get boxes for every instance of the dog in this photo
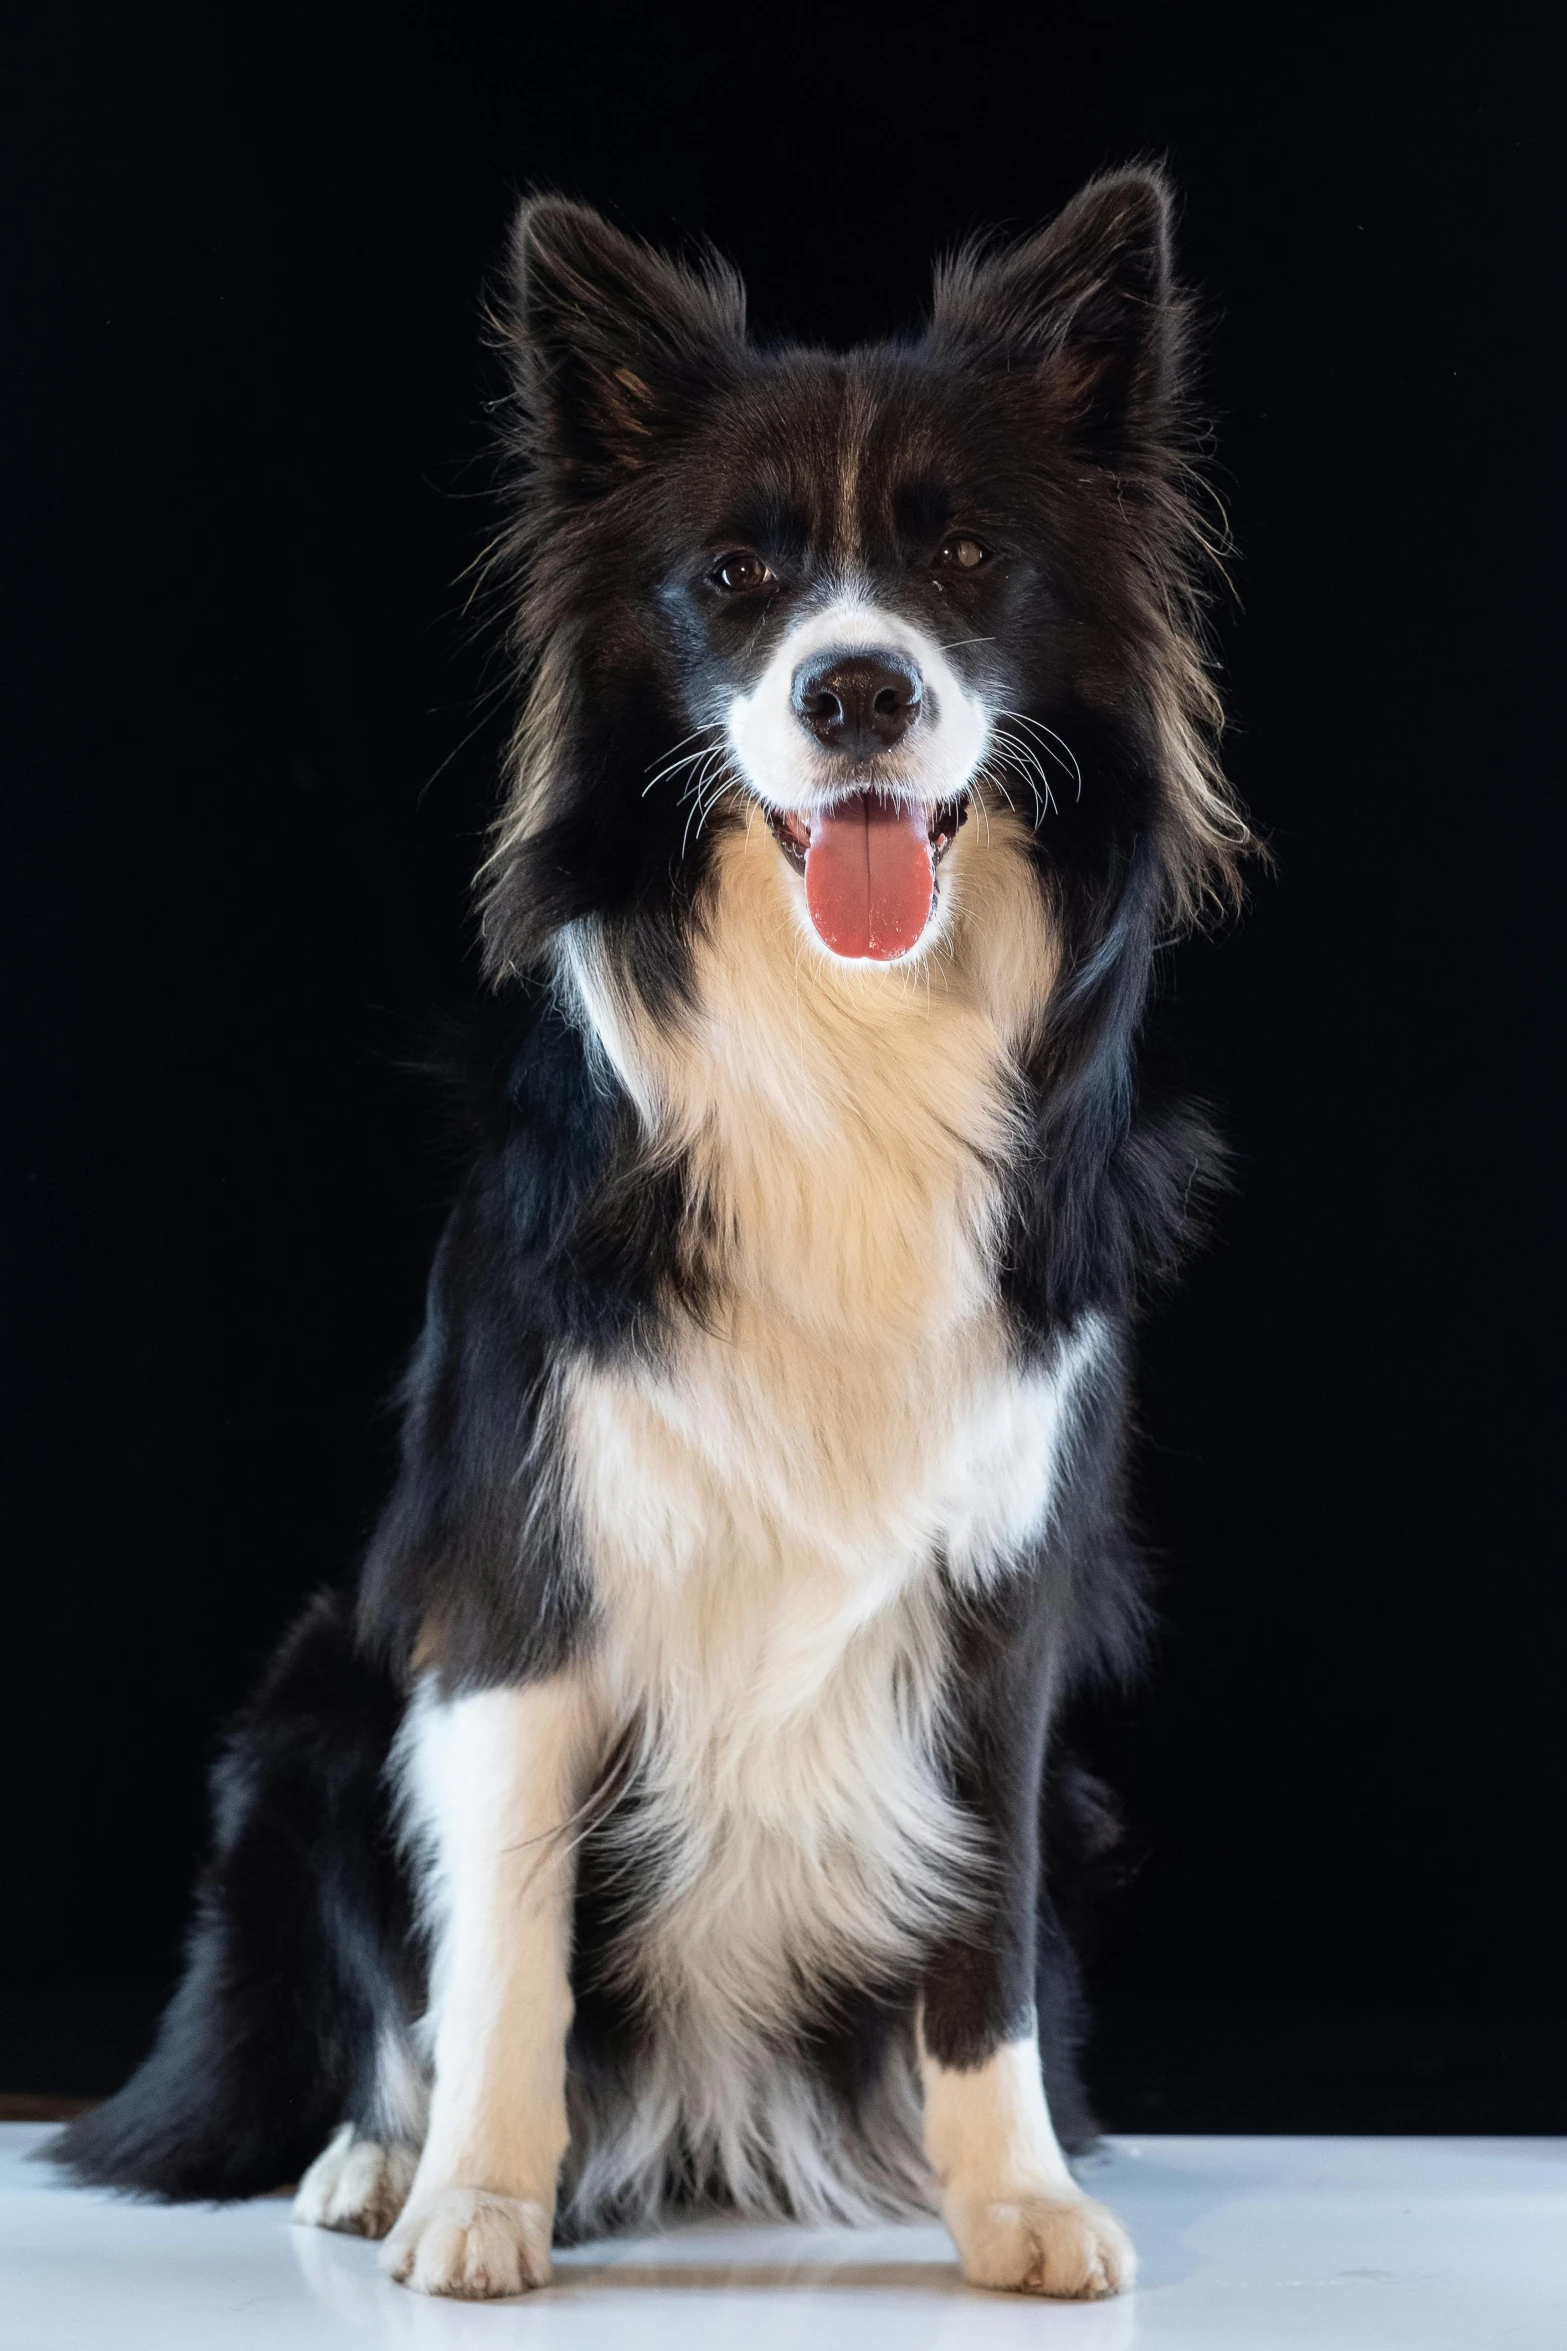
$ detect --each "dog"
[58,166,1251,2301]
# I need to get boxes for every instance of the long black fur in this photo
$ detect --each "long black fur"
[59,1592,413,2198]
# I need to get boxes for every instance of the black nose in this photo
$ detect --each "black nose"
[791,649,924,758]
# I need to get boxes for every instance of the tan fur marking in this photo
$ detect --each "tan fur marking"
[835,376,869,564]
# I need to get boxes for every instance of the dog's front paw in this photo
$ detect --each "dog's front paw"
[381,2186,553,2298]
[945,2190,1135,2299]
[293,2125,417,2240]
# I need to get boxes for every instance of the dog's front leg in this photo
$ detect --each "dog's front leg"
[920,1617,1134,2301]
[383,1674,600,2299]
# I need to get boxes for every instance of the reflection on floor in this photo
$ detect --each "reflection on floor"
[5,2124,1565,2348]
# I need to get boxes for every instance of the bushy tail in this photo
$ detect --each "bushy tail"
[54,1590,412,2200]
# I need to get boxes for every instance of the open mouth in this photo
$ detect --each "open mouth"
[765,791,970,961]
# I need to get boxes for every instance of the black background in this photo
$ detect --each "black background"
[4,0,1563,2125]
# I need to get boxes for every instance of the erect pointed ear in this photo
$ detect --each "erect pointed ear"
[930,168,1182,454]
[504,197,747,483]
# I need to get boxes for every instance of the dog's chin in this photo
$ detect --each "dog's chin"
[761,785,970,965]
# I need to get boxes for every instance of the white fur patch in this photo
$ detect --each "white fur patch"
[293,2124,417,2240]
[921,2033,1077,2203]
[396,758,1102,2259]
[922,2033,1135,2298]
[367,2021,428,2148]
[385,2185,553,2299]
[385,1677,603,2292]
[724,590,991,861]
[547,806,1098,2231]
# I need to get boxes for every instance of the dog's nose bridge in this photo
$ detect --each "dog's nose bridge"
[790,647,924,757]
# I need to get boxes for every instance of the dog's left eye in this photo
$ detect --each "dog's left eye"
[934,537,988,573]
[711,550,774,593]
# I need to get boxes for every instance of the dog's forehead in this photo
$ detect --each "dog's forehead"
[688,351,967,559]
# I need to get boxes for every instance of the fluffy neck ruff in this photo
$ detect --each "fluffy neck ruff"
[558,800,1058,1344]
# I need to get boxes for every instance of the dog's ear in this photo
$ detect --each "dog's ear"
[505,198,746,482]
[930,169,1182,455]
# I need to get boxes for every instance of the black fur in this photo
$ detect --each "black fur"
[357,982,710,1692]
[922,1334,1145,2115]
[59,1593,413,2198]
[58,167,1246,2213]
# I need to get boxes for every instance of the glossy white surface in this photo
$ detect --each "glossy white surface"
[3,2125,1565,2348]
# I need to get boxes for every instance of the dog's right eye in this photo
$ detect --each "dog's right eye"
[711,550,773,593]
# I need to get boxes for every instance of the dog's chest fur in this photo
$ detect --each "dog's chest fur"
[553,823,1091,2216]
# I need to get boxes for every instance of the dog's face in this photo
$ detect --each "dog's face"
[653,361,1035,964]
[483,175,1242,983]
[676,427,992,962]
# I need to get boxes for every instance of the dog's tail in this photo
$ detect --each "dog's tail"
[52,1589,413,2200]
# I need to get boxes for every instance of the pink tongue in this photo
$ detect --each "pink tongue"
[803,792,934,960]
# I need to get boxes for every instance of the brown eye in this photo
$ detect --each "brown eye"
[712,550,773,593]
[936,536,987,572]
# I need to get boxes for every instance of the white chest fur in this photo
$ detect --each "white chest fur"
[560,802,1085,1770]
[563,1312,1098,2002]
[544,813,1097,2220]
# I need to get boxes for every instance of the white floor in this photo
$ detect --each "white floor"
[3,2124,1565,2349]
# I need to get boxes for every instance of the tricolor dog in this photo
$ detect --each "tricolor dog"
[61,167,1252,2301]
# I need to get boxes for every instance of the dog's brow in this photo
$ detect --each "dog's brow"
[834,371,874,568]
[891,476,955,547]
[709,494,812,567]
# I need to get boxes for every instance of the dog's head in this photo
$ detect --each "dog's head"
[480,171,1248,999]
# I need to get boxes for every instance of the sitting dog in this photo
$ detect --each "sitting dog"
[60,166,1251,2300]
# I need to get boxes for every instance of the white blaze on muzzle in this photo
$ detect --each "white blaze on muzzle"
[725,593,992,962]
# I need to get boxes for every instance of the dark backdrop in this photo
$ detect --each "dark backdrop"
[4,0,1563,2125]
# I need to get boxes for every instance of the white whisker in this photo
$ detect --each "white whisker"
[996,711,1083,801]
[643,724,724,798]
[644,734,722,799]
